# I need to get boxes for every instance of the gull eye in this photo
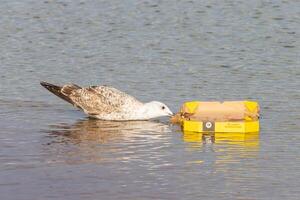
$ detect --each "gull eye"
[162,106,165,110]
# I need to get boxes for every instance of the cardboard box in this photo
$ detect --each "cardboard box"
[177,101,260,133]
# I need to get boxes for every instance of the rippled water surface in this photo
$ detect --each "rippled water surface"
[0,1,299,199]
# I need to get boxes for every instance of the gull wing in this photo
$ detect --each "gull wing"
[40,81,81,106]
[68,86,142,116]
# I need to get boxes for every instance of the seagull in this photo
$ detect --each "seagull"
[40,81,173,121]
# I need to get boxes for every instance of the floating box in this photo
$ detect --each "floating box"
[177,101,260,133]
[183,120,259,133]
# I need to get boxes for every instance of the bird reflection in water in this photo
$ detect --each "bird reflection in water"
[43,119,171,164]
[46,119,170,144]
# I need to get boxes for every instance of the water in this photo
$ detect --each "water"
[0,0,299,199]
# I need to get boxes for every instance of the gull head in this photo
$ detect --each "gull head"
[142,101,173,119]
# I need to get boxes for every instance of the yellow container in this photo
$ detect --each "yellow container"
[181,101,260,133]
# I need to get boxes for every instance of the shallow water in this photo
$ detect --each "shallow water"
[0,0,299,199]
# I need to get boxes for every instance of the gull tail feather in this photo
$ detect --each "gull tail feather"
[40,81,76,105]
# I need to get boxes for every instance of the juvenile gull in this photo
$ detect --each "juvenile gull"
[40,81,173,121]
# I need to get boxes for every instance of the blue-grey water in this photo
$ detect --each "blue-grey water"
[0,0,299,199]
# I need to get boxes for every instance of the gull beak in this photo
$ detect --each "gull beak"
[168,111,174,116]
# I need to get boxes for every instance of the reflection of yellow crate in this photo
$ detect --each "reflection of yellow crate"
[183,120,259,133]
[181,101,260,133]
[183,131,259,147]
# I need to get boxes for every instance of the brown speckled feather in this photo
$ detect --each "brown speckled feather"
[40,82,81,106]
[67,86,143,119]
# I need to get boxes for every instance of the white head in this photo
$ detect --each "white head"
[141,101,173,119]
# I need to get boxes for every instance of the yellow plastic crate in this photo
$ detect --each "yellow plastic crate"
[183,120,259,133]
[181,101,260,133]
